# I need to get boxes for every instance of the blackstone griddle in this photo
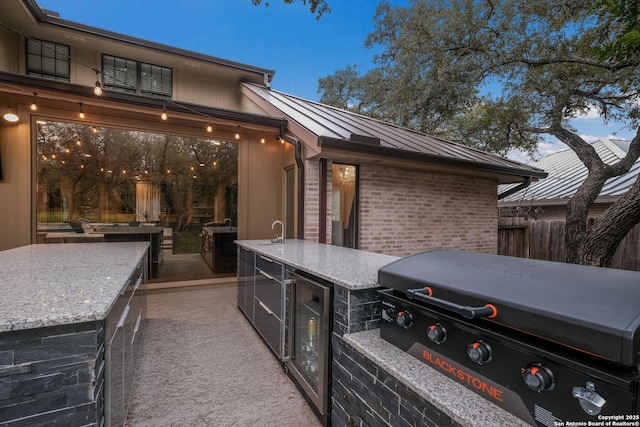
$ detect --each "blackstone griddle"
[377,250,640,426]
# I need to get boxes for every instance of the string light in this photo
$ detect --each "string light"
[93,70,103,96]
[78,103,85,119]
[161,104,168,121]
[206,124,213,133]
[30,93,37,111]
[261,132,265,144]
[235,126,240,140]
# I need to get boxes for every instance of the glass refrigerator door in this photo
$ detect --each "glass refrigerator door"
[289,272,330,417]
[293,284,321,392]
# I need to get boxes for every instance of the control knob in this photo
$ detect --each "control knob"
[427,324,447,344]
[467,341,492,364]
[396,311,413,329]
[523,364,555,392]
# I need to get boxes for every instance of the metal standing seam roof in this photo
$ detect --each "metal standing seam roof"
[242,83,546,179]
[499,138,640,204]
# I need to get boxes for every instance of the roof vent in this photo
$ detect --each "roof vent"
[350,134,380,145]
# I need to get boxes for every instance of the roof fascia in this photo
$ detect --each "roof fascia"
[319,136,548,180]
[0,71,287,130]
[19,0,275,82]
[498,195,621,207]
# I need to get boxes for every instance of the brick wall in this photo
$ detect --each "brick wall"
[359,164,498,256]
[304,159,320,242]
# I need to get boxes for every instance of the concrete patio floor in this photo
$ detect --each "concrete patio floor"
[126,284,320,426]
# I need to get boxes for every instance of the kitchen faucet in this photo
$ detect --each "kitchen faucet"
[271,220,285,243]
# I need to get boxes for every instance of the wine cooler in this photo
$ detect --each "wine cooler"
[286,270,332,423]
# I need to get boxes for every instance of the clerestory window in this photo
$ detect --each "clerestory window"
[102,54,172,98]
[26,38,70,81]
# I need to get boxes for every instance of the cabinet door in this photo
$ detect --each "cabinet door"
[255,256,283,317]
[254,296,283,359]
[237,247,248,314]
[106,302,130,427]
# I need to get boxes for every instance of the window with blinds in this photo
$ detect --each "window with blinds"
[102,54,172,98]
[26,38,70,81]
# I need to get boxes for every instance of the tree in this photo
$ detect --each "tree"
[251,0,330,19]
[318,0,640,267]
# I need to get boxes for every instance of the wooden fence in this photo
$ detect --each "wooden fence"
[498,217,640,271]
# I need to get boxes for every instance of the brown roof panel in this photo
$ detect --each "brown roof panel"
[243,83,546,180]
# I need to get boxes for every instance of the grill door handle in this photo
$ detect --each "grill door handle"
[406,288,497,320]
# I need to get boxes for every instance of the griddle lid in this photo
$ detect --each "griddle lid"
[378,250,640,366]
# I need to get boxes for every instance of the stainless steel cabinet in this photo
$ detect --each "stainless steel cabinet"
[105,258,147,427]
[237,247,255,321]
[254,255,285,359]
[237,248,286,361]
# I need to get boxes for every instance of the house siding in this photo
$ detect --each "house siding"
[358,164,498,256]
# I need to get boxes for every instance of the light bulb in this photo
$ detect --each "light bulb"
[3,110,19,122]
[93,81,102,96]
[161,107,168,121]
[207,124,213,133]
[78,103,85,119]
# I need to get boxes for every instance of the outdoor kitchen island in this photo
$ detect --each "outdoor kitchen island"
[236,240,527,427]
[0,242,149,427]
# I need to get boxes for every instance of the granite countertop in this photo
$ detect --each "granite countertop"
[235,239,399,290]
[344,330,530,427]
[0,242,149,332]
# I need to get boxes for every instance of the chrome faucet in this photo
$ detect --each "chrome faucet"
[271,220,285,243]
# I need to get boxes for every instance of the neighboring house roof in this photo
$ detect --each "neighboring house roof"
[499,138,639,206]
[242,83,547,183]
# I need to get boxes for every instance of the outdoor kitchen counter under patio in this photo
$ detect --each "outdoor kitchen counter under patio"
[236,239,528,427]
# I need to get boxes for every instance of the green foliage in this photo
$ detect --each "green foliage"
[592,0,640,89]
[318,0,640,156]
[251,0,330,19]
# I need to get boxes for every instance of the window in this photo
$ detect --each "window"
[26,38,70,81]
[102,54,172,97]
[331,164,358,248]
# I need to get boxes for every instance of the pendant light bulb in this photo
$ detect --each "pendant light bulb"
[235,126,240,140]
[30,93,37,111]
[261,132,265,144]
[161,105,168,121]
[206,124,213,133]
[93,70,103,96]
[78,103,85,119]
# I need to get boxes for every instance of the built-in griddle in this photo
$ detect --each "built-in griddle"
[377,250,640,426]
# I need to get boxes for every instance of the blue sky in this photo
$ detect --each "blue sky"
[37,0,635,161]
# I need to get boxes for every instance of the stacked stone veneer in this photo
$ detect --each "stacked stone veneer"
[331,285,463,426]
[303,159,499,256]
[0,322,103,426]
[332,337,464,427]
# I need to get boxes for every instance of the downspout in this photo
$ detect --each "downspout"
[279,133,305,239]
[497,177,532,200]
